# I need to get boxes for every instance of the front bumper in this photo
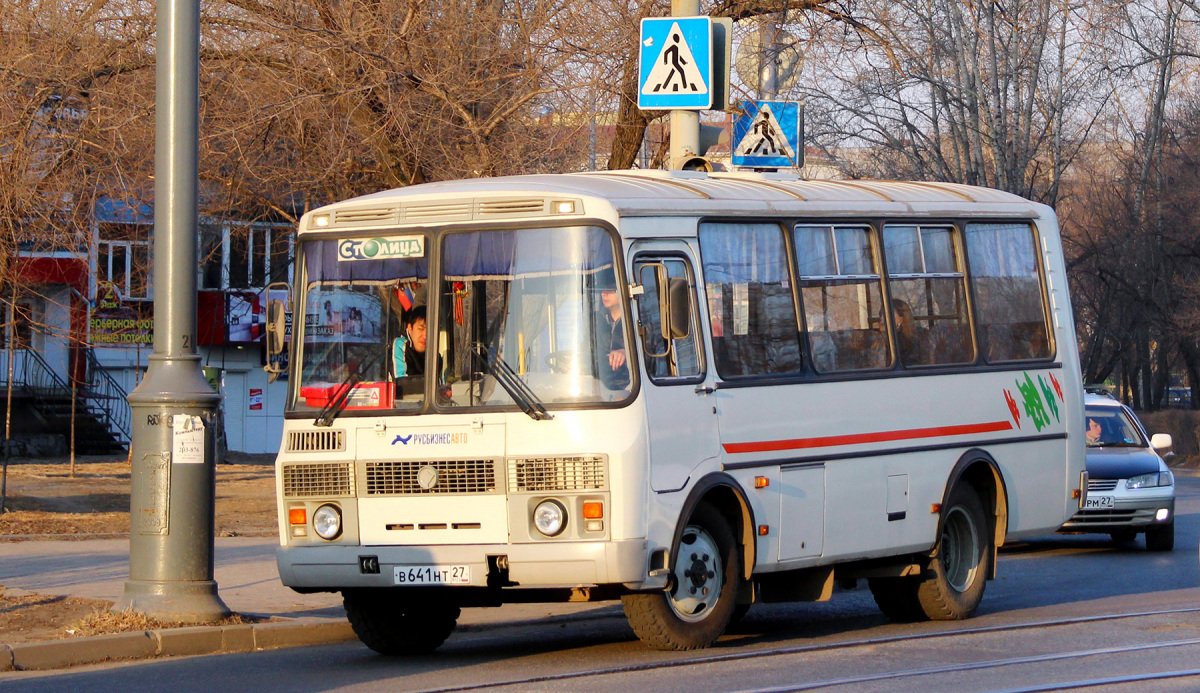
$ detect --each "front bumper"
[277,539,650,592]
[1061,495,1175,533]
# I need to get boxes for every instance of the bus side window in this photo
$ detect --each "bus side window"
[635,257,702,381]
[698,223,803,378]
[964,223,1053,362]
[882,225,974,366]
[794,225,889,372]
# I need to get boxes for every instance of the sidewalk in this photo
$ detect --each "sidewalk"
[0,536,619,671]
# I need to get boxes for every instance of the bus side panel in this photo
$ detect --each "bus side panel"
[715,369,1073,570]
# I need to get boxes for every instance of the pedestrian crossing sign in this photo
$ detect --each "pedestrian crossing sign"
[638,17,713,110]
[732,100,803,168]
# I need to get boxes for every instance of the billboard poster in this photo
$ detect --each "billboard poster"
[227,292,261,344]
[304,289,384,344]
[90,281,153,346]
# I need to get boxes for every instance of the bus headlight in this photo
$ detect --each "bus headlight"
[312,504,343,540]
[533,499,567,537]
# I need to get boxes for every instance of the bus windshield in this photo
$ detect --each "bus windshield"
[295,234,430,414]
[437,225,632,408]
[291,225,631,414]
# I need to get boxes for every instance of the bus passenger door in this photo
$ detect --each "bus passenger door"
[631,246,719,492]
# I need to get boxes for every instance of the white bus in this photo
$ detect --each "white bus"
[270,171,1087,652]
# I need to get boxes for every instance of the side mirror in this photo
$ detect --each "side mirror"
[667,277,690,339]
[638,263,691,344]
[263,282,290,384]
[266,299,287,355]
[1150,433,1173,452]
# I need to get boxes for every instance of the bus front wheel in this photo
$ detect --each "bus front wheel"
[343,590,460,655]
[622,503,739,650]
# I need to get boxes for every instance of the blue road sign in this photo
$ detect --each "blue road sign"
[732,100,802,168]
[638,17,713,110]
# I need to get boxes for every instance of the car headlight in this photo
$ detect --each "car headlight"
[533,499,567,537]
[312,504,343,540]
[1126,471,1173,489]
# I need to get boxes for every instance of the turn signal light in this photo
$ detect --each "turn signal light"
[758,525,769,536]
[583,501,604,519]
[754,476,770,489]
[289,508,307,525]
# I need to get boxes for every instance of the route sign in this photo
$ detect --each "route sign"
[638,17,713,110]
[732,100,803,168]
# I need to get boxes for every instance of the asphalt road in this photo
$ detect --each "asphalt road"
[4,472,1198,693]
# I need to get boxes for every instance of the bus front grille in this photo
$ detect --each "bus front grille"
[365,459,499,495]
[508,455,607,492]
[282,463,354,498]
[286,429,346,453]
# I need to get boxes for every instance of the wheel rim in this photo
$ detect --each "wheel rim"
[668,525,723,622]
[941,505,980,592]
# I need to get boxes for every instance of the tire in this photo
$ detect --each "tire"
[622,503,739,650]
[1145,522,1174,552]
[916,485,992,620]
[343,590,460,655]
[868,576,926,622]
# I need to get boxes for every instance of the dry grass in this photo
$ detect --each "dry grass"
[67,608,264,638]
[0,455,277,540]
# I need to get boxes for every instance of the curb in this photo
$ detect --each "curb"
[0,619,355,672]
[0,604,626,673]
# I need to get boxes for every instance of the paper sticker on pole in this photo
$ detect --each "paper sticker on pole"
[733,100,803,169]
[639,17,713,110]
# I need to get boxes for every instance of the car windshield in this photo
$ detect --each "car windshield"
[437,225,632,408]
[1084,405,1146,448]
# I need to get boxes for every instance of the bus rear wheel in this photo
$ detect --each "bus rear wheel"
[869,485,991,622]
[343,590,460,655]
[622,503,739,650]
[917,485,991,620]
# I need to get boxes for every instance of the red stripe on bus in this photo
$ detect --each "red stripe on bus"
[722,420,1016,454]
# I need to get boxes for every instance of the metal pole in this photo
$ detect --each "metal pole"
[114,0,228,621]
[669,0,700,169]
[758,18,781,100]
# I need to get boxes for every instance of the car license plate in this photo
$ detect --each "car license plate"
[1082,495,1115,509]
[393,565,471,585]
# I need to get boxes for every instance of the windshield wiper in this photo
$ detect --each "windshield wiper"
[314,350,383,427]
[472,343,551,421]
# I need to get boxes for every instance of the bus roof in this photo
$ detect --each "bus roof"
[300,171,1048,233]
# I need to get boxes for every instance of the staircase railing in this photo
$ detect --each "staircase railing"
[80,347,132,444]
[0,348,72,398]
[0,347,132,447]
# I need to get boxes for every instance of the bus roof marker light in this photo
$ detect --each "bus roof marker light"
[313,214,331,227]
[552,200,576,214]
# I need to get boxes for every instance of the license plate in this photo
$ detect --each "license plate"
[393,565,471,585]
[1082,495,1115,509]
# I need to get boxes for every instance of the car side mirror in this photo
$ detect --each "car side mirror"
[1150,433,1173,452]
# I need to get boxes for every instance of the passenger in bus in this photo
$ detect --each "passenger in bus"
[892,299,922,364]
[594,277,629,390]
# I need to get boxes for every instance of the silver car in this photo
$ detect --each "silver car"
[1060,393,1175,551]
